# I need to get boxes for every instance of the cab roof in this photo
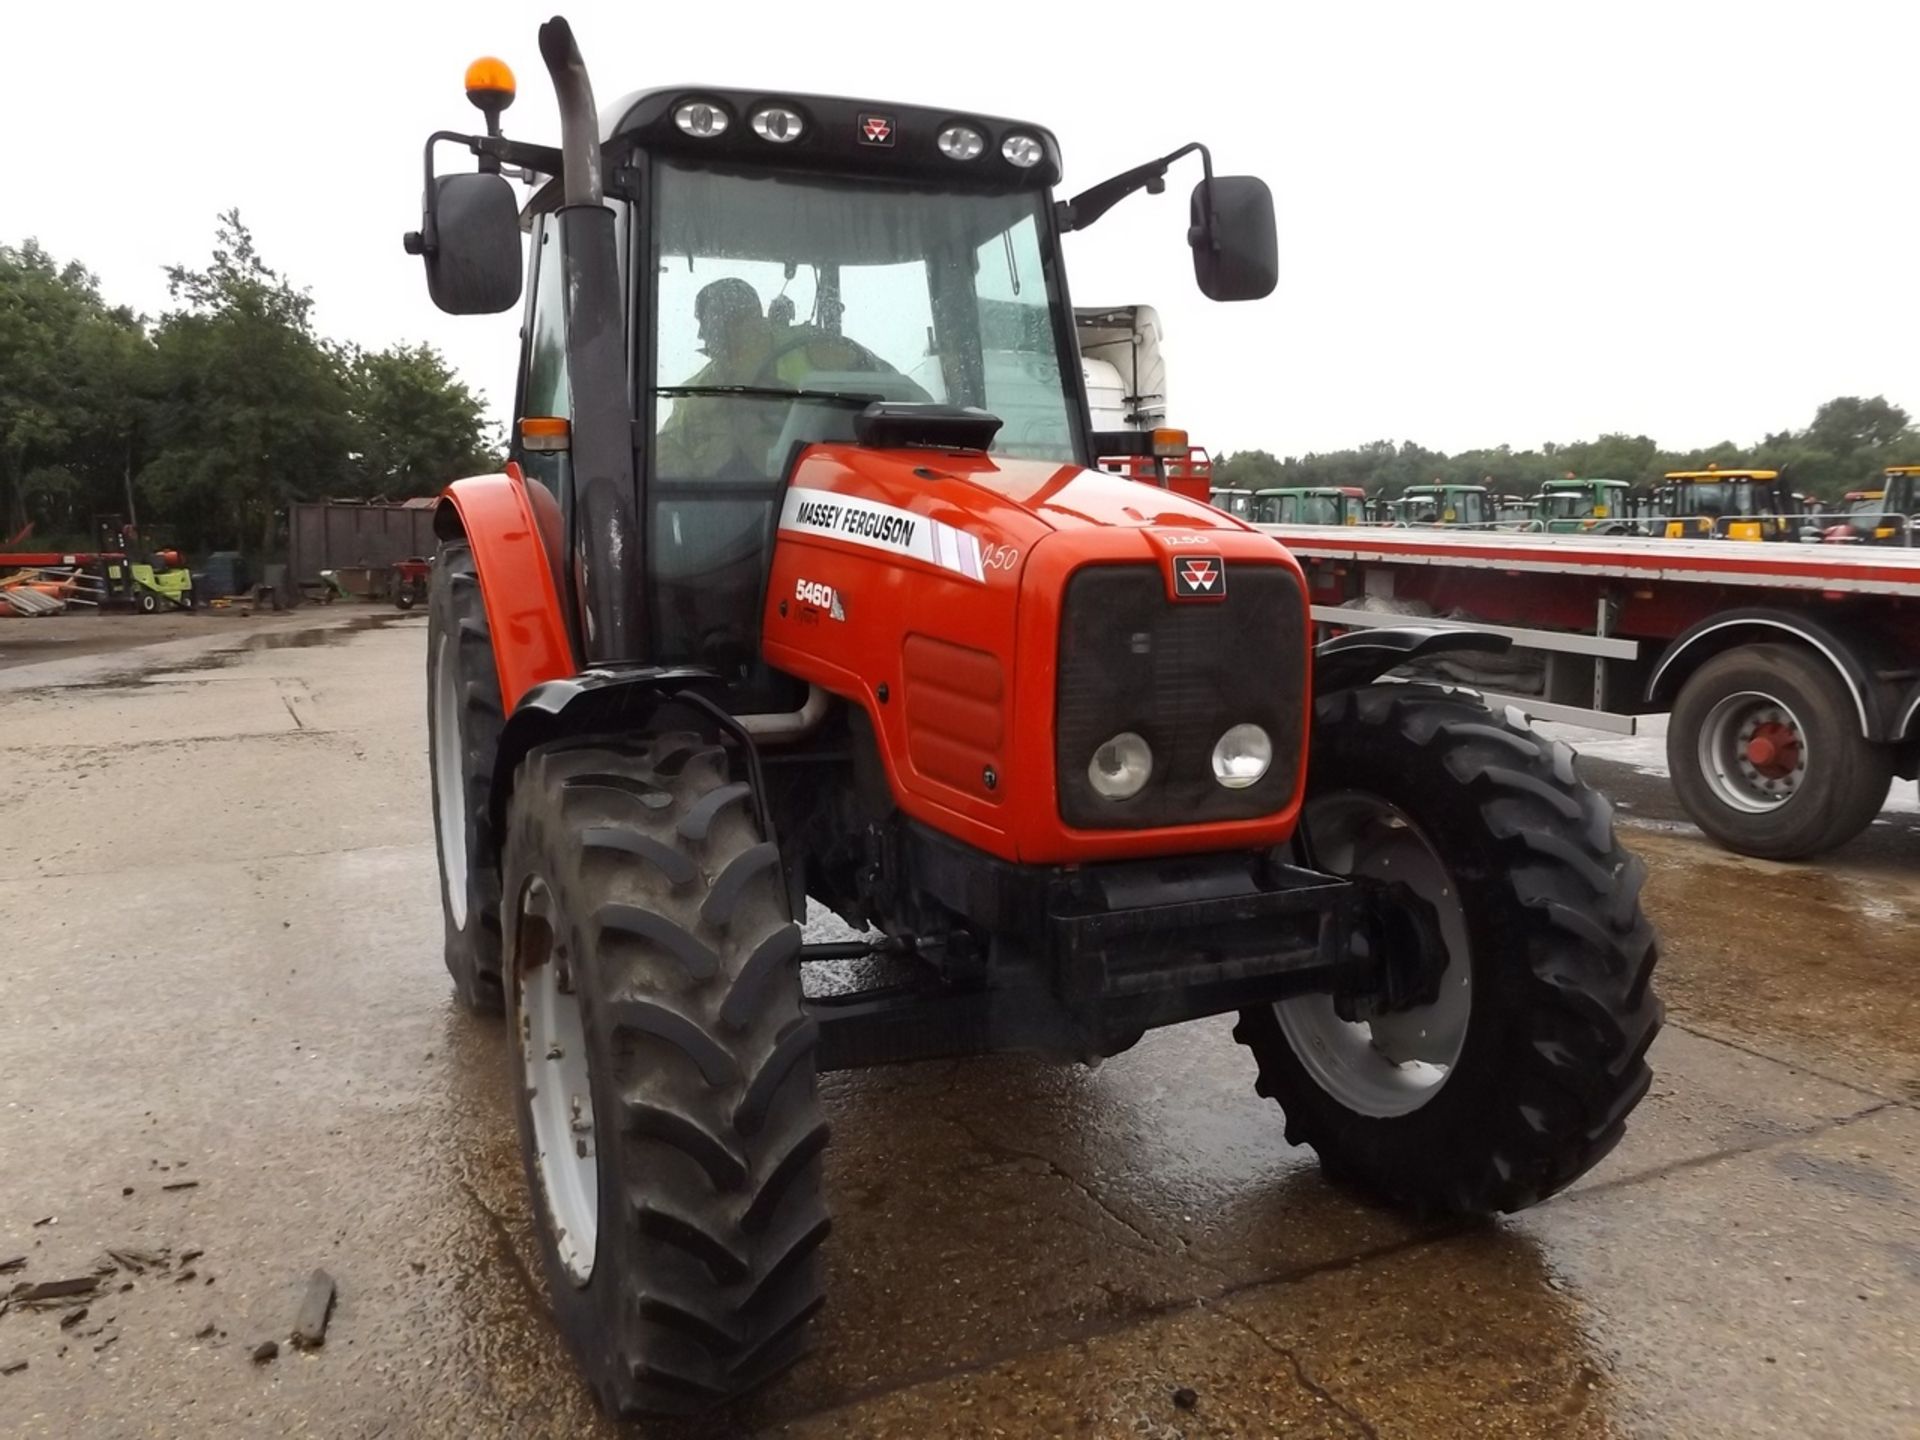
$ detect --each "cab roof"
[1662,469,1778,481]
[599,87,1064,189]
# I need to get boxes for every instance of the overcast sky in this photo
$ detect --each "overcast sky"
[7,1,1914,458]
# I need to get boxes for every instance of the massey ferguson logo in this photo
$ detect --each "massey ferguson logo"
[795,578,846,621]
[858,112,894,146]
[1173,555,1225,598]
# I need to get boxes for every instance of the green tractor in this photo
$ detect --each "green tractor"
[1493,493,1536,528]
[1531,477,1634,535]
[1251,486,1366,525]
[1395,483,1490,528]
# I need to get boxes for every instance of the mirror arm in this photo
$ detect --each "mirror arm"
[403,131,567,257]
[1056,141,1215,237]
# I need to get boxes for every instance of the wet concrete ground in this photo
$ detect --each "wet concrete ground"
[1,610,1915,1438]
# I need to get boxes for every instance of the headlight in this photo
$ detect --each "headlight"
[1211,724,1272,789]
[1089,731,1152,800]
[749,106,804,143]
[1001,134,1044,168]
[938,124,985,160]
[674,101,730,138]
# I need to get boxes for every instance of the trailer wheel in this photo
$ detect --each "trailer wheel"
[1668,643,1892,859]
[1235,683,1661,1216]
[427,541,505,1013]
[502,737,826,1417]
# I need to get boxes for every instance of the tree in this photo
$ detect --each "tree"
[1212,448,1285,489]
[346,343,501,496]
[1803,395,1909,459]
[0,241,154,539]
[141,210,355,552]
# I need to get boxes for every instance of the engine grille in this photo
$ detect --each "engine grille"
[1055,564,1305,829]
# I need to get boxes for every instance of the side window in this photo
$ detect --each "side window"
[523,222,571,421]
[974,214,1070,459]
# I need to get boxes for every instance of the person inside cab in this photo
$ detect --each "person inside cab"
[655,277,903,478]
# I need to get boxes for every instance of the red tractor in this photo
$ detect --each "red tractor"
[408,19,1660,1417]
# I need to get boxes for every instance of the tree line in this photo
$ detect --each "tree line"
[0,211,499,556]
[1213,395,1920,501]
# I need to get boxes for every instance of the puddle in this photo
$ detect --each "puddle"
[36,613,421,692]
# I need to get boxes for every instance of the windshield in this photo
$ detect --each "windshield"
[651,163,1078,477]
[1679,482,1751,516]
[1541,491,1588,519]
[1295,494,1342,524]
[1850,494,1889,517]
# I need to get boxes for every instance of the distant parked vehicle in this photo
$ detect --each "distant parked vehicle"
[1532,477,1634,534]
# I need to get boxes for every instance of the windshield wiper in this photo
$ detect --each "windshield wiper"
[654,384,880,407]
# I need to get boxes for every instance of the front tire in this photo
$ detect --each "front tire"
[502,736,828,1417]
[1668,643,1892,860]
[1236,683,1662,1215]
[427,541,506,1013]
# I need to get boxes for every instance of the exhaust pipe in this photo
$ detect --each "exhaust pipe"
[538,16,602,206]
[529,16,642,665]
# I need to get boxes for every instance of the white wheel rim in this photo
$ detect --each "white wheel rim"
[1698,690,1808,813]
[1274,792,1472,1118]
[431,631,469,928]
[516,876,599,1284]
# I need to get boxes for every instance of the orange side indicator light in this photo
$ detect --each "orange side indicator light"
[1150,427,1190,459]
[520,416,571,453]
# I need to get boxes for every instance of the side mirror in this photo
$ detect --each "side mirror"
[415,172,523,315]
[1189,176,1277,302]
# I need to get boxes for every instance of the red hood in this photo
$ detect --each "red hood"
[791,446,1250,541]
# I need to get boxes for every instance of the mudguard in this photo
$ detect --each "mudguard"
[1645,607,1886,738]
[434,468,575,709]
[486,665,732,833]
[1313,625,1513,695]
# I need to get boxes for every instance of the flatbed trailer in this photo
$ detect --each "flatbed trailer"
[1263,523,1920,859]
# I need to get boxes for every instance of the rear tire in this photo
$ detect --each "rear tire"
[502,736,827,1417]
[1667,643,1892,860]
[427,541,506,1014]
[1236,683,1662,1216]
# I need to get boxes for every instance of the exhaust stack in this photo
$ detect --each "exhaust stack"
[538,17,603,206]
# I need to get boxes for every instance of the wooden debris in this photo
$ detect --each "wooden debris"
[290,1269,335,1350]
[12,1276,100,1303]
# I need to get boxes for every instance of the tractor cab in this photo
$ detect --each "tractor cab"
[1397,483,1489,528]
[1652,469,1793,541]
[1533,477,1631,533]
[408,54,1275,704]
[1210,486,1257,519]
[1493,494,1535,528]
[1824,467,1917,545]
[1254,486,1364,526]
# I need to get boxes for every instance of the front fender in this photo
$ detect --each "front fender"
[436,470,574,709]
[487,665,734,836]
[1313,625,1514,695]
